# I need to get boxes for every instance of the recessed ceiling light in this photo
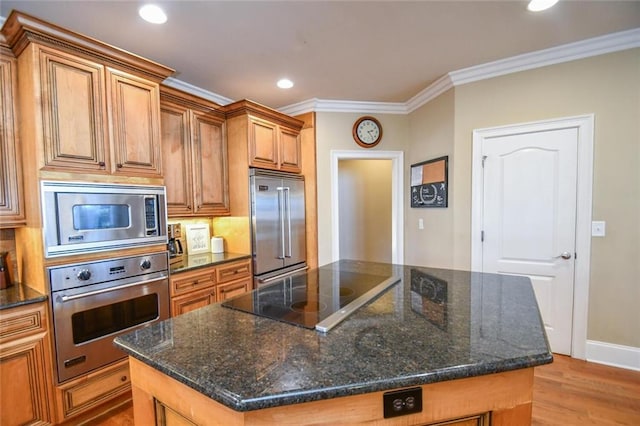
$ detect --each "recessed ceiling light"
[139,4,167,24]
[527,0,559,12]
[277,78,294,89]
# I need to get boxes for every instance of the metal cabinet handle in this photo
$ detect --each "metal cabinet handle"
[555,252,572,260]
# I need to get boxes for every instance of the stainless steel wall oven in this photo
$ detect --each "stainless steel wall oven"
[48,252,169,383]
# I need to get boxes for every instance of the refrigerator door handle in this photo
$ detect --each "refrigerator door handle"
[285,187,292,258]
[277,187,286,259]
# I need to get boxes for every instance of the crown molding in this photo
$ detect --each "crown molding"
[164,27,639,116]
[405,74,454,114]
[163,77,234,106]
[449,27,640,86]
[278,98,407,116]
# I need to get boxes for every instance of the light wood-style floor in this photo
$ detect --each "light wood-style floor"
[89,355,640,425]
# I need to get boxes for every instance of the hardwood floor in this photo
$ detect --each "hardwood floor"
[89,355,640,425]
[532,355,640,425]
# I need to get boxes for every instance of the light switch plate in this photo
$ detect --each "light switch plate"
[592,221,606,237]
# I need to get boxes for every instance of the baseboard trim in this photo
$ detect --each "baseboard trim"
[585,340,640,371]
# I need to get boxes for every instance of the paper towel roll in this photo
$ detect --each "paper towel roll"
[210,236,224,254]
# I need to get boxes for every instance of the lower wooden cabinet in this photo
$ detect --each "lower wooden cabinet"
[170,259,252,316]
[0,301,55,425]
[171,287,217,316]
[54,359,131,421]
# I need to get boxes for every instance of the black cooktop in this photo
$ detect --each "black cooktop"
[222,268,400,332]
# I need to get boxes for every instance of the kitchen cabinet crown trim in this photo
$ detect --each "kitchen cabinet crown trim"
[225,99,304,130]
[161,85,225,119]
[1,10,174,81]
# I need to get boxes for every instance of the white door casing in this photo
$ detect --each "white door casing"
[471,115,594,359]
[330,150,404,265]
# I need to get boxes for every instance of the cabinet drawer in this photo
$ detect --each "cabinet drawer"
[0,303,46,343]
[58,359,130,419]
[216,277,252,302]
[170,267,216,296]
[216,260,251,284]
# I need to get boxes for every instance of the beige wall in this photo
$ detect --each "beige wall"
[406,89,455,268]
[450,49,640,347]
[315,112,409,266]
[338,159,392,263]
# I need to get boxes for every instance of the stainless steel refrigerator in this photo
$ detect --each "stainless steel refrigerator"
[250,169,307,286]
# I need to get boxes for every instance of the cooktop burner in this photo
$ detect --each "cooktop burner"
[222,268,400,332]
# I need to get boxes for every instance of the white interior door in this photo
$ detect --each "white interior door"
[481,127,578,355]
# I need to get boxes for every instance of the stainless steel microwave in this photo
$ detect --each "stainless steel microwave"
[41,181,167,258]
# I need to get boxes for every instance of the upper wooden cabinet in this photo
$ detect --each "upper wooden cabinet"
[0,45,25,228]
[160,86,229,217]
[2,11,173,180]
[226,100,304,174]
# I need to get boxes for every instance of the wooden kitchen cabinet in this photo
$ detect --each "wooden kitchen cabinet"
[0,301,55,425]
[107,68,163,176]
[0,45,25,228]
[161,86,229,217]
[172,286,217,316]
[2,11,173,180]
[170,266,217,316]
[170,259,252,316]
[54,358,131,421]
[226,100,304,175]
[216,259,252,302]
[248,115,302,173]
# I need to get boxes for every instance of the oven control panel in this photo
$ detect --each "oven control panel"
[49,252,169,292]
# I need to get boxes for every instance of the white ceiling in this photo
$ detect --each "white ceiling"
[1,1,639,110]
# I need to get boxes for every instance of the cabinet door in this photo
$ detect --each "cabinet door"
[161,102,194,217]
[39,48,109,172]
[279,126,302,173]
[0,51,25,227]
[171,288,216,316]
[107,68,162,176]
[192,111,229,216]
[0,303,54,425]
[248,116,278,170]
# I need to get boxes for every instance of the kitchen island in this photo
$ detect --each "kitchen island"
[114,260,552,425]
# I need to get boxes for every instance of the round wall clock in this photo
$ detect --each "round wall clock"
[352,116,383,148]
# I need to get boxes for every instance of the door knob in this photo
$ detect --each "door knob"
[555,252,572,260]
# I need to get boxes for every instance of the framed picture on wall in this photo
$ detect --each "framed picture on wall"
[410,156,448,208]
[185,223,211,254]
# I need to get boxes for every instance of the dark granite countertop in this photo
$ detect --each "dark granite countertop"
[114,260,552,412]
[0,283,47,310]
[169,252,251,275]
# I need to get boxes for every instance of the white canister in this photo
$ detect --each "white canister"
[210,236,224,254]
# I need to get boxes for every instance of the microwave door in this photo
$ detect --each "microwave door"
[55,193,147,245]
[251,176,285,275]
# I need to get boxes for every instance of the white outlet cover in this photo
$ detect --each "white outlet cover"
[591,221,606,237]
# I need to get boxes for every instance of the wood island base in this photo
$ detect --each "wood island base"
[128,357,534,426]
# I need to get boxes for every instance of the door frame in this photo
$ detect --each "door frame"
[470,114,594,359]
[330,150,404,264]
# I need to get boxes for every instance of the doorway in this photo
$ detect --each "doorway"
[471,115,594,358]
[330,150,404,264]
[338,159,392,262]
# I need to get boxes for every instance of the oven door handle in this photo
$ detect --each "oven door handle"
[58,276,167,302]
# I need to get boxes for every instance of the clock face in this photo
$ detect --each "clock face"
[353,116,382,148]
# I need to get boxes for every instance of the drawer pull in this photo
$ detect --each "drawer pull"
[121,375,128,382]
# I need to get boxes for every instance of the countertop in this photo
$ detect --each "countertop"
[0,283,47,310]
[114,260,553,412]
[169,252,251,274]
